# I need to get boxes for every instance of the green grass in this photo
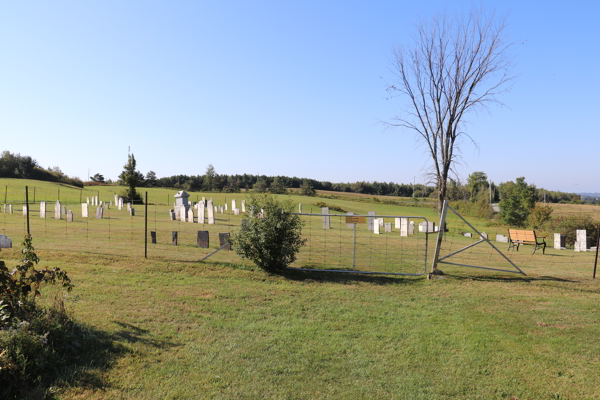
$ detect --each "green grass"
[0,178,599,399]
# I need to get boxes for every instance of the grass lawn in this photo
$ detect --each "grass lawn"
[0,179,598,399]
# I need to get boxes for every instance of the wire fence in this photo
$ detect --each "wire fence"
[0,185,598,279]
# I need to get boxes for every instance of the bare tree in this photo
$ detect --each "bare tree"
[386,8,515,213]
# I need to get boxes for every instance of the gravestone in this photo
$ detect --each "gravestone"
[151,231,156,244]
[127,202,132,212]
[480,232,488,240]
[82,203,88,218]
[232,199,237,210]
[174,191,189,214]
[198,205,205,224]
[180,207,186,222]
[130,208,136,216]
[187,209,194,223]
[379,218,384,227]
[62,205,67,216]
[23,205,28,216]
[55,201,61,220]
[322,207,330,229]
[495,234,508,243]
[346,212,355,229]
[220,206,224,214]
[395,218,401,229]
[40,201,46,218]
[241,200,246,213]
[408,221,414,235]
[225,204,228,211]
[384,223,392,233]
[170,210,176,221]
[0,234,12,249]
[575,230,591,252]
[419,222,428,232]
[464,232,472,238]
[197,231,209,248]
[214,205,217,213]
[554,233,565,250]
[299,204,302,213]
[86,197,90,205]
[374,219,382,234]
[427,221,435,233]
[118,198,123,210]
[367,211,376,231]
[234,208,240,215]
[67,210,74,222]
[400,218,409,237]
[114,195,119,205]
[172,231,178,246]
[95,207,103,219]
[219,233,230,250]
[207,201,215,224]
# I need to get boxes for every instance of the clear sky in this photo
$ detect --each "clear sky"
[1,1,599,192]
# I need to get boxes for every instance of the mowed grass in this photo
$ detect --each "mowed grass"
[0,179,599,399]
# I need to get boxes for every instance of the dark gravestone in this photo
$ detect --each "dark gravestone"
[151,231,156,244]
[172,231,178,246]
[219,232,230,250]
[197,231,209,248]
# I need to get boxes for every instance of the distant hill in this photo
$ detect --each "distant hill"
[578,193,600,198]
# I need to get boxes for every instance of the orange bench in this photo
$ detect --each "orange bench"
[507,229,546,255]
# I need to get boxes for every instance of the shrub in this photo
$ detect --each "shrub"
[549,214,598,247]
[528,204,554,229]
[314,201,347,213]
[231,193,306,273]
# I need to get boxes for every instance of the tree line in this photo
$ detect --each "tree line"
[0,151,84,188]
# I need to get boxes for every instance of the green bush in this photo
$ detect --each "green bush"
[231,193,306,273]
[549,214,598,247]
[314,201,347,213]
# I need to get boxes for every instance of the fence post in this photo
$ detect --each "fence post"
[25,186,30,236]
[430,200,448,277]
[144,191,148,259]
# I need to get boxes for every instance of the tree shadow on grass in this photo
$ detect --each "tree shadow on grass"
[281,267,422,285]
[442,273,580,284]
[18,320,178,400]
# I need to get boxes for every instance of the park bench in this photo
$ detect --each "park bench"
[507,229,546,254]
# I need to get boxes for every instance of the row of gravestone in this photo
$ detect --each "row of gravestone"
[151,230,231,250]
[320,207,435,237]
[169,199,248,224]
[463,231,596,251]
[12,201,136,220]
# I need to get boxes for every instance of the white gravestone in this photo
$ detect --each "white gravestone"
[23,205,28,216]
[427,221,435,233]
[198,204,205,224]
[384,223,392,233]
[554,233,565,250]
[225,204,228,211]
[86,197,90,205]
[0,234,12,248]
[419,222,427,232]
[299,204,302,213]
[241,200,246,213]
[95,207,103,219]
[395,218,401,229]
[495,234,508,243]
[575,230,590,252]
[400,218,409,237]
[480,232,488,240]
[374,218,382,234]
[207,201,215,224]
[187,209,194,223]
[367,211,376,231]
[82,203,88,218]
[67,210,74,222]
[408,221,414,235]
[40,201,46,218]
[232,199,236,210]
[180,207,186,222]
[464,232,472,238]
[234,208,240,215]
[379,218,384,227]
[55,201,61,220]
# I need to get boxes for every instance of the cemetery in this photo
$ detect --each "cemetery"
[0,179,598,400]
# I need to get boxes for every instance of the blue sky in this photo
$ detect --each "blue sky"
[1,1,599,192]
